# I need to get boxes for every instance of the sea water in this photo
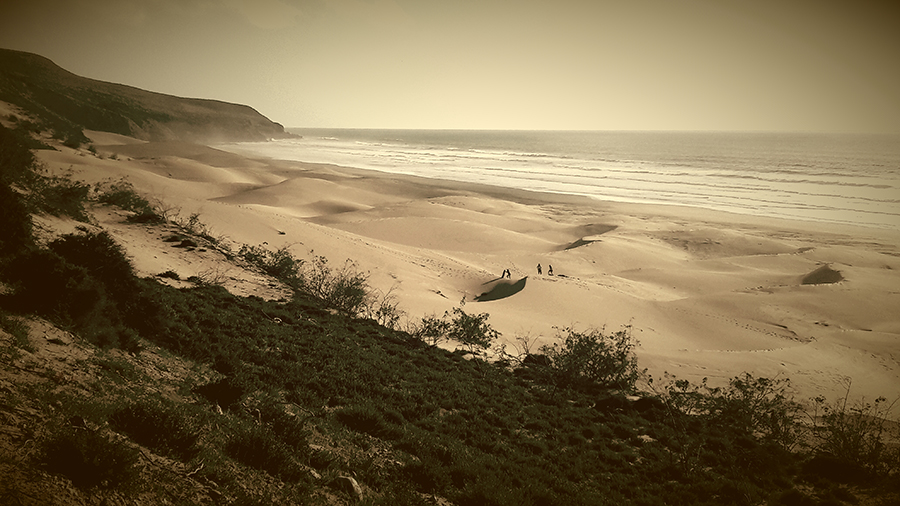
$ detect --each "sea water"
[220,130,900,230]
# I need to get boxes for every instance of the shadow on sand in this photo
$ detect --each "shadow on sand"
[475,277,527,302]
[801,264,843,285]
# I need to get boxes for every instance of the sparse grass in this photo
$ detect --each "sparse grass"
[27,167,92,222]
[175,212,228,251]
[41,424,140,490]
[0,310,32,353]
[187,263,232,286]
[93,178,162,223]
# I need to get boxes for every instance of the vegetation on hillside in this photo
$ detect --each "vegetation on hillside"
[1,123,898,505]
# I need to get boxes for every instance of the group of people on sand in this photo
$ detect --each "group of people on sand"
[501,264,553,278]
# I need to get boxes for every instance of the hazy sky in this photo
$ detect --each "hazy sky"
[2,0,898,132]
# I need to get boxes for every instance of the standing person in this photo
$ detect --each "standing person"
[537,263,542,275]
[548,265,554,276]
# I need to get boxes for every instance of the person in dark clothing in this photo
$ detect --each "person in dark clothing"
[537,264,542,275]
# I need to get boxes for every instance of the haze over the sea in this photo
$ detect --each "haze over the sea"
[2,0,899,134]
[223,129,900,230]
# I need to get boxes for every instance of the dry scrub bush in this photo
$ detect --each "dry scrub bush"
[93,178,161,223]
[809,383,900,478]
[659,373,803,451]
[540,326,641,392]
[302,255,370,315]
[238,244,304,286]
[410,306,500,354]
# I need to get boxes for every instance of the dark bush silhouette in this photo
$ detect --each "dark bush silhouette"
[47,230,164,340]
[0,184,33,255]
[42,427,139,489]
[0,125,37,255]
[194,378,245,409]
[1,248,107,322]
[34,175,91,221]
[0,231,156,349]
[109,399,201,462]
[47,231,136,301]
[0,123,36,185]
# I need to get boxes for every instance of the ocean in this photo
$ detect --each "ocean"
[219,130,900,230]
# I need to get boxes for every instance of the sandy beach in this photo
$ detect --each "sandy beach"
[38,131,900,414]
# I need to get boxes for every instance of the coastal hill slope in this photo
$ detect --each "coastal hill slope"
[0,48,290,145]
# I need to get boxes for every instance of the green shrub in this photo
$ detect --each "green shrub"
[410,306,500,354]
[225,423,307,482]
[194,377,245,409]
[540,326,640,392]
[362,286,404,330]
[336,404,405,440]
[176,212,224,247]
[47,231,136,301]
[157,270,180,280]
[0,123,37,185]
[303,255,371,315]
[0,310,32,361]
[446,307,500,354]
[238,244,303,285]
[706,373,803,451]
[48,232,150,344]
[245,391,311,453]
[660,374,805,452]
[42,426,139,489]
[0,185,34,256]
[0,126,36,255]
[0,310,29,343]
[25,169,91,221]
[0,231,155,350]
[47,230,164,340]
[2,248,108,322]
[1,124,89,221]
[412,313,452,347]
[109,398,202,462]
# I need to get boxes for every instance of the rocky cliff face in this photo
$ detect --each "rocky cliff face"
[0,48,292,144]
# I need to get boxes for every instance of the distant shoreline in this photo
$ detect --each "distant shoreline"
[217,130,900,231]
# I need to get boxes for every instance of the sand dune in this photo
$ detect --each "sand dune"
[40,134,900,415]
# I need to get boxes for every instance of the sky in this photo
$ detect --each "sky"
[1,0,898,133]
